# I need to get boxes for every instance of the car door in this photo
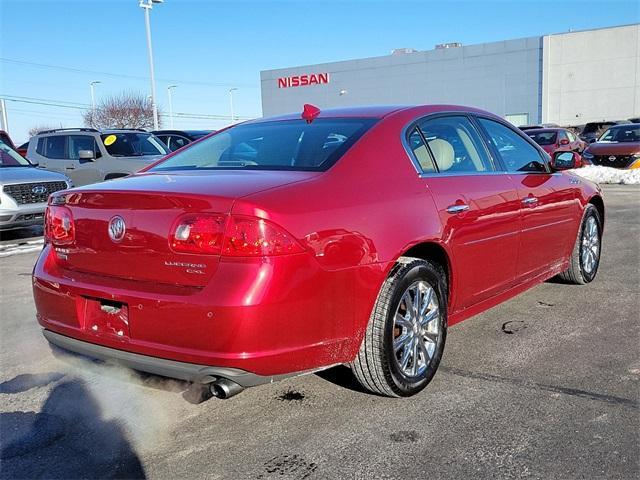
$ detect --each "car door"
[477,118,581,280]
[67,135,103,186]
[407,115,522,311]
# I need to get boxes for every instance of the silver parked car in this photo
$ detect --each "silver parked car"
[26,128,169,187]
[0,137,72,231]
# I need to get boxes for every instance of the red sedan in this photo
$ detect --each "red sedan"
[525,127,588,165]
[33,105,604,399]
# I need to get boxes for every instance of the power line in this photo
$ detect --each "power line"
[1,58,259,89]
[0,94,255,120]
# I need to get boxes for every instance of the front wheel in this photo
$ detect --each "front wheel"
[559,204,602,284]
[351,258,447,397]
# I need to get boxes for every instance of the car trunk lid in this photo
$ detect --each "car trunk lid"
[51,170,318,287]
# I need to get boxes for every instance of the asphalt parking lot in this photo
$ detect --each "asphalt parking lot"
[0,185,638,480]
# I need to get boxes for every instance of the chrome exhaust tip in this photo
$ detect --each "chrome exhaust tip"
[210,378,244,399]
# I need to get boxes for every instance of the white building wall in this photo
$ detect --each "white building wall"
[542,24,640,124]
[261,37,542,124]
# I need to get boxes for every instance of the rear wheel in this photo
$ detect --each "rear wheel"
[351,258,447,397]
[559,204,602,284]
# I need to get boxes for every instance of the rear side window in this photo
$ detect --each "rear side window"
[478,118,547,173]
[417,116,494,173]
[168,136,190,151]
[150,118,376,172]
[44,136,66,159]
[407,128,436,172]
[36,138,46,155]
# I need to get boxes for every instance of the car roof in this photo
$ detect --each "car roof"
[604,123,639,130]
[246,104,499,124]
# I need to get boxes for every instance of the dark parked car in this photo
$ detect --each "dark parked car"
[152,130,214,151]
[34,105,603,400]
[582,124,640,169]
[579,121,630,144]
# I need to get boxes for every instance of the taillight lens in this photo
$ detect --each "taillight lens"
[223,215,304,257]
[169,213,304,257]
[169,214,227,255]
[45,206,75,245]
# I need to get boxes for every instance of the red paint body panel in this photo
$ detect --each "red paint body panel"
[33,105,603,378]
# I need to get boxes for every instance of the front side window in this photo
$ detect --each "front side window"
[100,133,168,157]
[150,118,376,172]
[44,136,66,159]
[598,125,640,143]
[478,118,547,173]
[417,116,494,173]
[68,135,101,160]
[168,136,190,151]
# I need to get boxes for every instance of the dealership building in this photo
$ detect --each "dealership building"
[261,24,639,126]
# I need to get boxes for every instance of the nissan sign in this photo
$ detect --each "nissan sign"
[278,73,329,88]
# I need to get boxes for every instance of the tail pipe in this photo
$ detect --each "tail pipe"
[210,378,244,399]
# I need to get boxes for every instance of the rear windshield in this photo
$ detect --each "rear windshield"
[100,132,168,157]
[526,131,557,146]
[0,139,32,167]
[150,118,377,172]
[598,125,640,143]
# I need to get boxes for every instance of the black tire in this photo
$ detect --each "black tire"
[559,204,602,285]
[351,257,447,397]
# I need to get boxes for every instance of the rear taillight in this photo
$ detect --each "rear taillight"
[45,205,75,245]
[169,214,304,257]
[223,215,304,257]
[169,214,227,255]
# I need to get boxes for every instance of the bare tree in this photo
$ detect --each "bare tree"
[28,124,58,137]
[83,92,160,130]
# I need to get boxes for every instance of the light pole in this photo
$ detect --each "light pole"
[229,88,238,124]
[139,0,163,130]
[89,81,101,112]
[167,84,177,128]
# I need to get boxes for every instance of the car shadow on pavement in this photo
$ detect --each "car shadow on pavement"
[315,365,370,394]
[0,379,145,480]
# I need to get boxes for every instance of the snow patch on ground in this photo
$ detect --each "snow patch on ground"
[571,166,640,185]
[0,239,44,257]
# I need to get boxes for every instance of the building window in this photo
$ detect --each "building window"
[505,113,529,127]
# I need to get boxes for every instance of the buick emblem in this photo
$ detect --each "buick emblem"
[608,156,616,162]
[108,216,126,243]
[32,185,47,195]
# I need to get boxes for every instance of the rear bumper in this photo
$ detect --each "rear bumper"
[43,329,290,387]
[33,244,386,377]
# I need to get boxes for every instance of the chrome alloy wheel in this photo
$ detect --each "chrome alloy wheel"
[581,216,600,274]
[392,280,441,378]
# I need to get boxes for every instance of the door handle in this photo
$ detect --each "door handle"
[446,204,470,214]
[522,197,538,205]
[66,167,75,170]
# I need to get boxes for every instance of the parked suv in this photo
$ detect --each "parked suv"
[1,131,72,230]
[26,128,169,187]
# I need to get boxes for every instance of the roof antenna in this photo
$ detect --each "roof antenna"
[301,104,321,124]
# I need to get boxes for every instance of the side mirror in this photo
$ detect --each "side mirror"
[589,138,597,144]
[559,138,569,145]
[78,150,95,161]
[551,151,579,171]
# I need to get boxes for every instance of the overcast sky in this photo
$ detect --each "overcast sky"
[1,0,638,142]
